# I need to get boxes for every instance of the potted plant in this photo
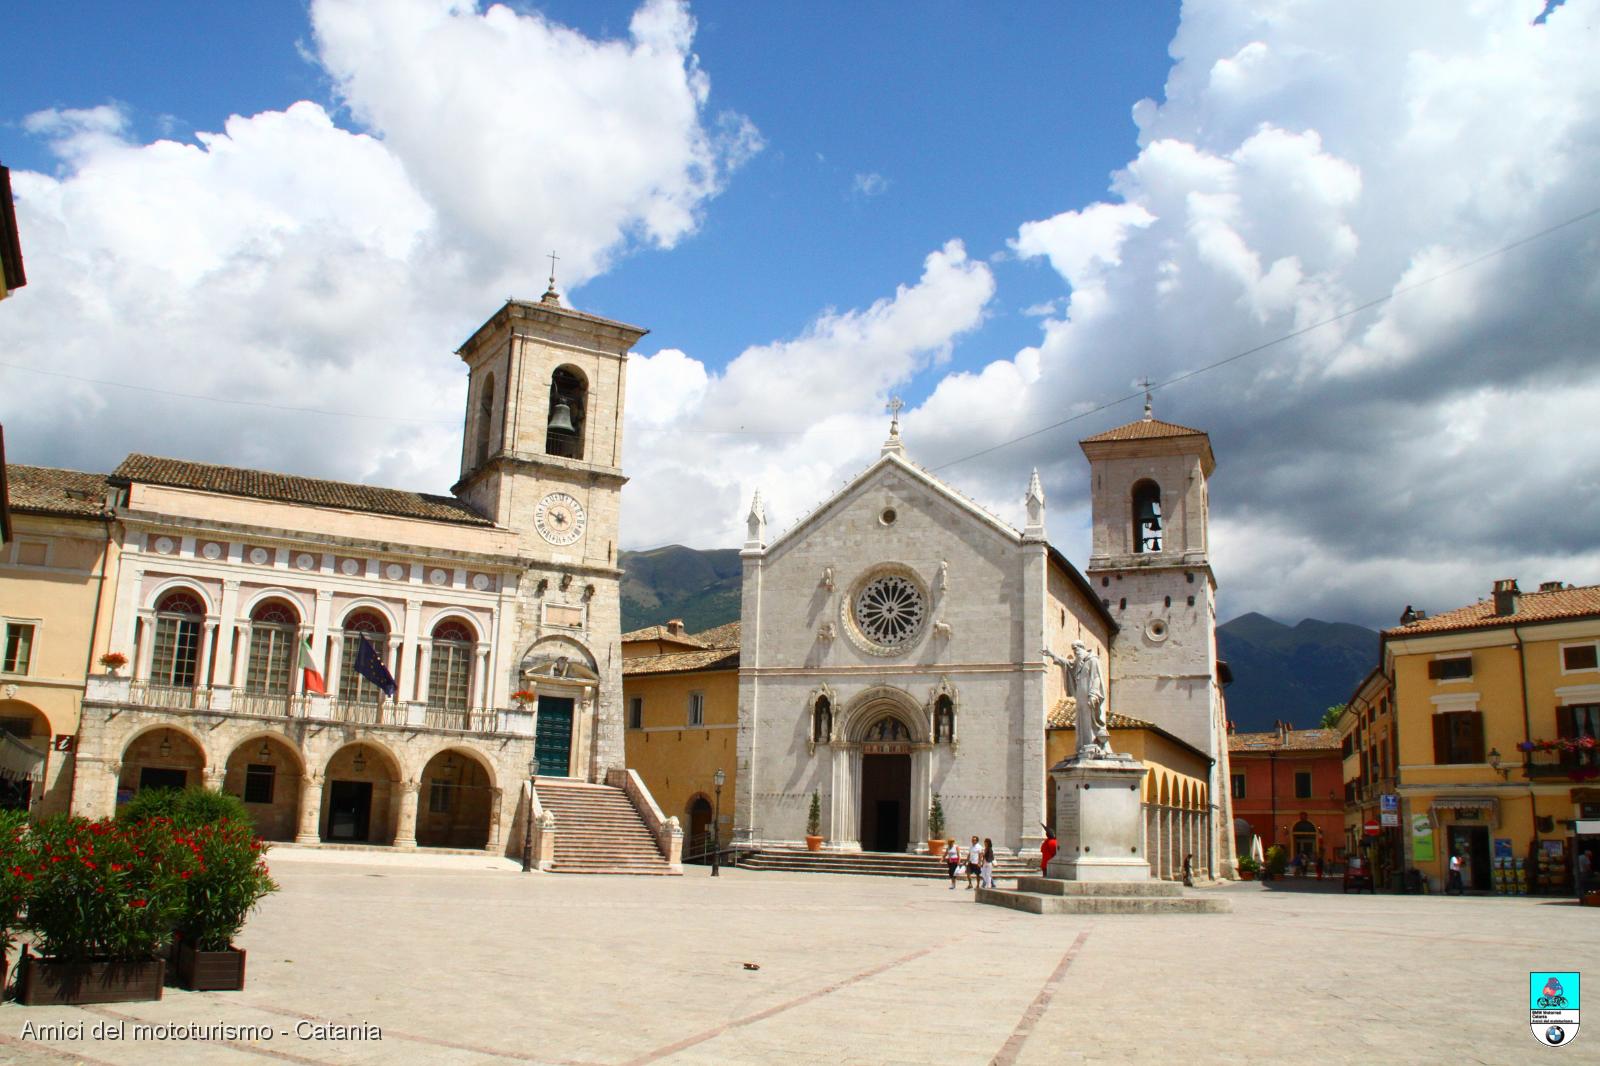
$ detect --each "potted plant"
[927,793,948,856]
[1264,844,1288,882]
[98,652,128,676]
[805,790,823,851]
[1236,855,1260,881]
[173,820,278,991]
[510,689,537,707]
[18,816,192,1005]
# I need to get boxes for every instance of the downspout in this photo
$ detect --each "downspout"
[1514,625,1538,862]
[67,503,117,815]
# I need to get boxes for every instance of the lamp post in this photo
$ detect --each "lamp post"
[522,757,538,873]
[712,767,726,878]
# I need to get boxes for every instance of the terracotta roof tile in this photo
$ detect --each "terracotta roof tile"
[1383,584,1600,637]
[114,454,492,527]
[1081,417,1209,443]
[1047,698,1154,732]
[693,621,741,649]
[621,647,739,676]
[5,464,111,518]
[1228,728,1341,753]
[620,625,708,649]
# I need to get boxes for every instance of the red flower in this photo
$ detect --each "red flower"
[129,898,147,908]
[180,871,191,880]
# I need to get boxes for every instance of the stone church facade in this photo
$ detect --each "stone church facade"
[60,289,647,855]
[734,408,1236,874]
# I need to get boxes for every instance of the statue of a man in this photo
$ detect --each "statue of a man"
[1043,642,1111,757]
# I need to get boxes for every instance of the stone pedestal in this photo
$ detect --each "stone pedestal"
[1045,755,1150,881]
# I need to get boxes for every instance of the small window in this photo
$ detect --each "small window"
[3,624,34,674]
[688,691,705,727]
[1563,644,1599,672]
[1294,771,1312,799]
[628,696,643,730]
[1231,773,1246,799]
[243,764,276,805]
[429,780,452,814]
[1428,656,1472,681]
[1431,711,1485,765]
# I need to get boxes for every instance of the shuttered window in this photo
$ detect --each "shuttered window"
[1428,656,1472,680]
[1556,705,1600,769]
[1431,711,1484,764]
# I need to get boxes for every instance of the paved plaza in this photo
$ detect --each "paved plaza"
[1,853,1593,1065]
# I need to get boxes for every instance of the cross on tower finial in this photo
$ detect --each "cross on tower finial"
[886,396,904,437]
[542,251,561,305]
[1137,376,1154,420]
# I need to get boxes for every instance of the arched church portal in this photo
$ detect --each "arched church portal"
[851,706,920,853]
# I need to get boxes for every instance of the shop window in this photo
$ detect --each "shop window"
[1431,711,1484,765]
[1231,773,1246,799]
[628,696,644,730]
[2,623,34,674]
[1428,655,1472,681]
[1563,643,1599,672]
[243,764,275,805]
[1294,771,1312,799]
[687,691,704,727]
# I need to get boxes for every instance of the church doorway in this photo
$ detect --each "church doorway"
[534,695,574,777]
[859,753,911,853]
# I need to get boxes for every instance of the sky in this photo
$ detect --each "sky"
[2,0,1598,631]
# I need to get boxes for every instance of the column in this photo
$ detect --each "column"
[295,773,324,844]
[393,780,420,849]
[910,747,930,846]
[326,632,344,698]
[231,623,252,689]
[399,600,421,701]
[415,642,433,705]
[197,619,219,692]
[136,609,158,681]
[473,644,491,710]
[486,786,504,851]
[213,579,241,689]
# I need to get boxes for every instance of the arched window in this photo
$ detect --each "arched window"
[339,609,391,704]
[428,619,476,711]
[151,590,204,688]
[545,366,587,460]
[812,695,832,744]
[934,694,955,743]
[474,373,495,468]
[1132,479,1162,554]
[245,599,300,696]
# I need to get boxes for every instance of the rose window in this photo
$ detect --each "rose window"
[853,574,926,648]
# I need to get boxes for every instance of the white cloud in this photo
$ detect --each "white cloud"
[851,172,889,197]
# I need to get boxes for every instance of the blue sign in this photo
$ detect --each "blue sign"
[1380,793,1399,813]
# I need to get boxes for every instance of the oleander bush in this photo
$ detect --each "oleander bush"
[116,786,252,831]
[176,820,278,952]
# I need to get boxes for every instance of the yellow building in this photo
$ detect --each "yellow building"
[1337,666,1400,884]
[1046,703,1213,881]
[622,621,739,859]
[1387,579,1600,894]
[0,465,120,814]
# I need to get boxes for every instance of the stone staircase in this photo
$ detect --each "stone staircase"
[739,847,1037,880]
[535,778,677,876]
[977,876,1230,914]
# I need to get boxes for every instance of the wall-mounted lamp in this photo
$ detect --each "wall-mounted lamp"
[257,740,271,760]
[158,734,172,758]
[1487,748,1512,781]
[352,750,367,773]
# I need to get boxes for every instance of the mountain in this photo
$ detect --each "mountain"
[619,545,743,634]
[619,547,1379,731]
[1216,613,1380,732]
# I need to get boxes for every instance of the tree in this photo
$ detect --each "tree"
[1321,704,1347,728]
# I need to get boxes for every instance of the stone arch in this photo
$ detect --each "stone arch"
[320,740,403,845]
[927,675,959,745]
[839,686,928,744]
[521,634,597,675]
[1157,773,1171,807]
[423,607,482,640]
[118,723,208,799]
[0,700,51,811]
[807,683,837,749]
[240,587,311,621]
[147,577,216,615]
[416,745,496,849]
[0,699,51,739]
[336,598,402,632]
[223,733,304,841]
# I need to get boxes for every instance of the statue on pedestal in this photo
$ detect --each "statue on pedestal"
[1043,642,1111,758]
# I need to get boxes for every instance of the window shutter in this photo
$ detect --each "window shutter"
[1427,660,1443,680]
[1556,706,1576,740]
[1432,715,1448,764]
[1466,712,1485,763]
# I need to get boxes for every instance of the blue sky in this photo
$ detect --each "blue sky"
[4,1,1599,628]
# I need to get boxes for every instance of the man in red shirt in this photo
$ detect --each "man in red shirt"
[1040,828,1058,876]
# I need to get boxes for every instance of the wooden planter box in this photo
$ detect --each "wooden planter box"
[176,941,247,991]
[18,955,165,1005]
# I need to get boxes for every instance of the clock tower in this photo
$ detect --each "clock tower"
[454,283,648,781]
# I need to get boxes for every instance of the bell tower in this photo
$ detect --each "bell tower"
[453,283,648,780]
[1080,400,1236,875]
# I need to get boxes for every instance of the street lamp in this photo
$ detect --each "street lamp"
[1487,748,1511,781]
[711,768,726,878]
[522,756,538,873]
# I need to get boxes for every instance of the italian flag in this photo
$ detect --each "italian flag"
[299,639,327,696]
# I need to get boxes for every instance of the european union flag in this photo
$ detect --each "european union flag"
[354,635,397,699]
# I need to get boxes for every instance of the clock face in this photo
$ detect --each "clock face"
[535,492,587,546]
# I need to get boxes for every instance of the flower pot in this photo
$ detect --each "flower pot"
[1238,869,1257,881]
[927,838,948,857]
[805,835,824,852]
[18,955,165,1005]
[176,941,247,991]
[1582,890,1600,908]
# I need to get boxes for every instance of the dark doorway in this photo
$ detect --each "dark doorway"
[535,696,575,777]
[0,779,31,811]
[327,780,373,842]
[687,797,713,863]
[138,767,188,792]
[1447,825,1491,891]
[859,754,911,852]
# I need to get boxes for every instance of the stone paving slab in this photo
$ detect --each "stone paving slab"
[0,855,1592,1065]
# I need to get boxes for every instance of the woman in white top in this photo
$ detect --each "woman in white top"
[943,840,961,889]
[981,838,996,889]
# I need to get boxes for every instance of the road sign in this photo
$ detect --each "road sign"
[1364,818,1381,836]
[1381,811,1399,827]
[1380,793,1399,812]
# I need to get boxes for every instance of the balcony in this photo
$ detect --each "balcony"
[86,676,532,737]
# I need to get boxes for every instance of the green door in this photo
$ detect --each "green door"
[534,696,574,777]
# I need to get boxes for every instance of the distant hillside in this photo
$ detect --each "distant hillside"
[619,545,742,633]
[619,548,1379,730]
[1217,613,1379,732]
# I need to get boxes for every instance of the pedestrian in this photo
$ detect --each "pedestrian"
[1576,847,1593,895]
[944,839,961,889]
[1182,853,1193,887]
[966,835,982,890]
[1447,852,1464,895]
[1040,828,1058,877]
[981,837,995,889]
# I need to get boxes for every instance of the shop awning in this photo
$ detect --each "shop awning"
[1430,795,1499,822]
[0,733,46,783]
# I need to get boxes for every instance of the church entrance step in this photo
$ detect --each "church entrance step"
[975,883,1230,914]
[737,848,1036,880]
